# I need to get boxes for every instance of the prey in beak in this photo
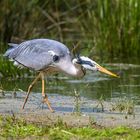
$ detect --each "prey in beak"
[74,56,119,78]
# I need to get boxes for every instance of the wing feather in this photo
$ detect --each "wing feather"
[5,40,54,70]
[4,39,70,71]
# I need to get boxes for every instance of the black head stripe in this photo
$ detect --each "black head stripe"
[76,59,94,67]
[82,60,94,67]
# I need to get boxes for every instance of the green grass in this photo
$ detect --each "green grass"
[1,0,140,77]
[0,55,33,78]
[1,0,140,62]
[0,115,140,139]
[77,0,140,60]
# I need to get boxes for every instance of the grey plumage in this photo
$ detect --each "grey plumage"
[4,38,118,77]
[4,38,118,112]
[8,43,19,48]
[4,39,71,71]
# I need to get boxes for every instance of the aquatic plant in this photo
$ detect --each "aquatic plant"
[0,55,33,78]
[72,90,82,115]
[0,0,140,61]
[95,95,104,112]
[111,97,135,119]
[0,83,5,97]
[1,0,140,77]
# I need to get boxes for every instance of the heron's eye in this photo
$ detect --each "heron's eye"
[53,55,60,62]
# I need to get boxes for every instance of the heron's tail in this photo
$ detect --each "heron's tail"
[3,43,24,68]
[3,43,18,58]
[8,43,18,48]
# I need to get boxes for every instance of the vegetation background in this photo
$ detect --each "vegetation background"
[0,0,140,77]
[1,1,140,139]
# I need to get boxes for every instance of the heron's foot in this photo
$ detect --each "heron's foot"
[42,96,54,113]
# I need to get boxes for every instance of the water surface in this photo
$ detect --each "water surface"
[1,63,140,104]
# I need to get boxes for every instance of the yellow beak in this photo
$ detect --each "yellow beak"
[96,64,119,78]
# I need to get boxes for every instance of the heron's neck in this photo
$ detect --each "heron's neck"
[70,63,85,77]
[59,61,85,77]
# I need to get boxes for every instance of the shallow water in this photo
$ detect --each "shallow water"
[1,63,140,104]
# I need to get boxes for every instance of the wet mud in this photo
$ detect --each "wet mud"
[0,91,140,128]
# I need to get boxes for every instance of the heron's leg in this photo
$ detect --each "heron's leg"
[22,73,41,109]
[41,73,54,112]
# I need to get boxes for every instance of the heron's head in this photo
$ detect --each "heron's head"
[73,56,119,77]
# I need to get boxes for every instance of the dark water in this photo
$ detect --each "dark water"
[1,63,140,104]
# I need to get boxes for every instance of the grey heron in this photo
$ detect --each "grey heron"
[4,39,118,112]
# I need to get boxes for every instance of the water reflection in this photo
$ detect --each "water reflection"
[1,63,140,104]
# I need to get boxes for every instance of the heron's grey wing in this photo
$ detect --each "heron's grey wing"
[15,51,53,71]
[5,41,53,71]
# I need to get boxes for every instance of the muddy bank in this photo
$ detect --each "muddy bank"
[0,91,140,128]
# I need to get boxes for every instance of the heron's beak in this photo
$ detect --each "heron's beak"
[75,56,119,78]
[96,64,119,78]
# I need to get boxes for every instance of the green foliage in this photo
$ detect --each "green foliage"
[0,55,33,78]
[0,116,46,137]
[111,97,135,118]
[0,0,140,59]
[0,115,140,139]
[1,0,140,77]
[73,90,81,115]
[78,0,140,60]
